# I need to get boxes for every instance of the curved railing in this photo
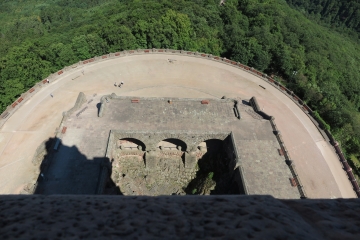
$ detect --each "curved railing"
[1,48,359,198]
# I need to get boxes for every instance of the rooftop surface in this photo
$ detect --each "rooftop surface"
[0,53,355,198]
[39,95,299,198]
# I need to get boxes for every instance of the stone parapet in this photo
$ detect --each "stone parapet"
[249,97,307,198]
[1,195,359,239]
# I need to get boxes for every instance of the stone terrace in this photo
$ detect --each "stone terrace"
[45,94,299,198]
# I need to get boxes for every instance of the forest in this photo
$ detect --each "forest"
[0,0,359,180]
[286,0,360,36]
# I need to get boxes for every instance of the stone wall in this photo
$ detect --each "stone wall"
[110,151,196,195]
[1,195,359,239]
[107,130,230,153]
[1,48,357,197]
[224,133,249,195]
[99,130,247,195]
[249,97,271,120]
[249,96,307,198]
[62,92,87,120]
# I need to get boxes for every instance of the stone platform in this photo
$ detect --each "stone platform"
[37,94,299,198]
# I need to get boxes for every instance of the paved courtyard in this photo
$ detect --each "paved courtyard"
[0,53,356,198]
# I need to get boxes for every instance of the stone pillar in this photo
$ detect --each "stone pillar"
[185,151,197,169]
[145,151,159,170]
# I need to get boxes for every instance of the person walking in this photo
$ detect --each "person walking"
[114,82,117,87]
[119,81,124,87]
[50,93,53,98]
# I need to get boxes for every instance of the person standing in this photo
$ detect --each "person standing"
[50,93,53,98]
[114,82,117,87]
[119,81,124,87]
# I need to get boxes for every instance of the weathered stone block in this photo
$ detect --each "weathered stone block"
[145,151,159,169]
[185,151,197,169]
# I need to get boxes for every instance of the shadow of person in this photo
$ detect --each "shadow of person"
[96,102,101,116]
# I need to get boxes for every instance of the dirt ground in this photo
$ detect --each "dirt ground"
[0,54,356,198]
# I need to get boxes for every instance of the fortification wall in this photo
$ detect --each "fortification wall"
[249,97,307,198]
[224,133,249,195]
[1,48,358,197]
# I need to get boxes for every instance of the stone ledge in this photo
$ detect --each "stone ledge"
[1,195,359,239]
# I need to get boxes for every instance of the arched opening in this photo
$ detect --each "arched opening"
[157,138,187,151]
[197,139,223,153]
[118,138,146,151]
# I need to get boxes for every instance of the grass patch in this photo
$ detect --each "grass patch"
[349,154,360,185]
[350,155,360,166]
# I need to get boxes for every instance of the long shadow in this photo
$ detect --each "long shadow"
[96,102,101,116]
[242,99,251,106]
[33,137,121,195]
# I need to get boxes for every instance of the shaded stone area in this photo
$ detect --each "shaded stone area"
[185,140,240,195]
[34,138,109,195]
[1,195,359,239]
[111,153,196,195]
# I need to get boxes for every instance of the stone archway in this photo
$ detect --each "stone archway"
[157,138,187,151]
[197,139,223,152]
[194,138,224,152]
[118,138,146,151]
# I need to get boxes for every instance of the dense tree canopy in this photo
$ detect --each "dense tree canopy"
[286,0,360,35]
[0,0,359,178]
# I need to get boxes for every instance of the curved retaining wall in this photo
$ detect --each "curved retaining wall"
[1,48,359,198]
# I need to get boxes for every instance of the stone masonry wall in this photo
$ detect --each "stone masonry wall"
[249,96,307,198]
[102,130,245,195]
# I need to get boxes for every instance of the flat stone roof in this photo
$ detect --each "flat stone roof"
[42,94,300,198]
